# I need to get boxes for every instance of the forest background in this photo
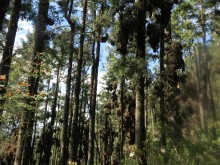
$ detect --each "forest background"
[0,0,220,165]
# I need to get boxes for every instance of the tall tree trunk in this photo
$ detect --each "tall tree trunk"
[199,1,217,138]
[0,0,21,120]
[195,46,207,131]
[200,2,217,139]
[78,86,87,162]
[14,111,28,165]
[60,9,75,164]
[39,63,61,165]
[103,115,109,165]
[43,74,51,133]
[207,69,217,140]
[30,113,38,165]
[135,1,147,164]
[159,28,167,161]
[14,0,49,164]
[0,0,11,31]
[1,1,21,161]
[120,55,125,162]
[88,18,101,165]
[70,0,88,162]
[37,74,51,162]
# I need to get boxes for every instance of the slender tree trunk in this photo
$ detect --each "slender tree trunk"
[14,112,28,165]
[30,114,38,164]
[120,55,125,161]
[0,0,11,31]
[159,29,167,159]
[40,63,61,165]
[43,74,51,133]
[70,0,88,162]
[88,23,101,165]
[200,3,217,139]
[78,86,88,162]
[0,0,21,120]
[16,0,49,164]
[60,22,75,165]
[67,86,74,148]
[60,0,75,164]
[207,69,217,139]
[195,47,206,130]
[38,75,51,163]
[103,116,109,165]
[135,1,147,164]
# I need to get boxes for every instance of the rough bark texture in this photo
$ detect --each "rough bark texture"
[70,0,88,162]
[0,0,21,119]
[135,1,147,164]
[0,0,11,31]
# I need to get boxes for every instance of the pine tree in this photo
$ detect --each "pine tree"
[14,0,49,164]
[0,0,11,31]
[135,1,147,164]
[60,0,76,164]
[70,0,88,163]
[0,0,21,121]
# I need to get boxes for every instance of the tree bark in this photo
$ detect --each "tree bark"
[70,0,88,162]
[159,28,167,154]
[60,13,75,165]
[39,63,60,165]
[0,0,21,120]
[14,111,28,165]
[15,0,49,164]
[135,1,147,164]
[120,56,125,161]
[0,0,11,31]
[88,31,101,165]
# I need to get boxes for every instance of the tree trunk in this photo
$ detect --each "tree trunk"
[70,0,88,162]
[120,56,125,162]
[159,29,167,159]
[135,1,147,164]
[43,73,51,133]
[88,22,101,165]
[0,0,21,120]
[78,86,87,162]
[39,63,60,165]
[60,16,75,165]
[0,0,11,31]
[103,115,109,165]
[200,2,217,139]
[195,56,205,130]
[15,0,49,164]
[14,111,28,165]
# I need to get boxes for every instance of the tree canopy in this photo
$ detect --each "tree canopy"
[0,0,220,164]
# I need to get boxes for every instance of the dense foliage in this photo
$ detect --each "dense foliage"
[0,0,220,165]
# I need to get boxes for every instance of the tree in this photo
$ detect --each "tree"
[14,0,49,164]
[0,0,21,121]
[0,0,220,164]
[69,0,88,163]
[135,1,147,164]
[60,0,76,164]
[0,0,11,31]
[38,60,61,165]
[88,0,105,164]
